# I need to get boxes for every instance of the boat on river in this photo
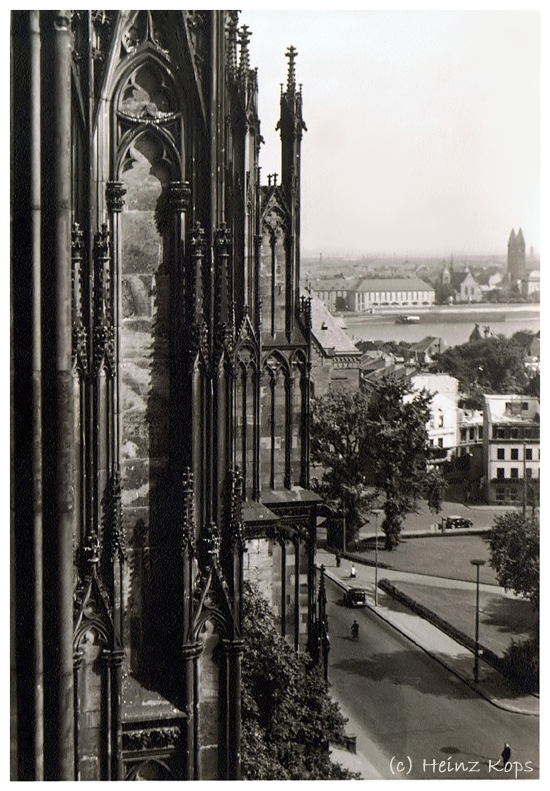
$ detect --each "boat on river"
[395,314,420,324]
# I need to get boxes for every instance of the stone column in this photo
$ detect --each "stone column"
[253,367,262,500]
[293,538,300,651]
[285,375,294,489]
[220,639,244,780]
[301,362,311,488]
[72,651,83,780]
[105,181,126,472]
[109,650,124,780]
[46,10,76,779]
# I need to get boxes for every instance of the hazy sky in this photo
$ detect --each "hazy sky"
[240,8,540,259]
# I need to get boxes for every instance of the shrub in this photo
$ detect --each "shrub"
[241,582,359,780]
[501,637,539,694]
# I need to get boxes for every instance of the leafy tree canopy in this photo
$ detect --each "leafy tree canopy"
[241,582,357,780]
[311,375,444,549]
[433,336,528,397]
[310,389,378,539]
[361,375,444,548]
[485,513,539,609]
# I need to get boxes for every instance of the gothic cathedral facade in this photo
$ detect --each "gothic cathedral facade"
[11,10,322,780]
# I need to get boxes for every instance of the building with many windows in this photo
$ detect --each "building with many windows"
[410,374,459,460]
[482,395,540,505]
[347,277,435,311]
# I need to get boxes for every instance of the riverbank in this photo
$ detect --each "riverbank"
[339,303,539,346]
[342,302,539,322]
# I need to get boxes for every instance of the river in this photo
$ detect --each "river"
[341,305,540,348]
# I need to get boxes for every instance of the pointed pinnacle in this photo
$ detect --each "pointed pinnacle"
[285,45,298,92]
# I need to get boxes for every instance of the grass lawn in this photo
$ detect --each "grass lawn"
[351,534,498,585]
[384,581,538,657]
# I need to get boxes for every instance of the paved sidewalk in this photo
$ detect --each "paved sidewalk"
[317,549,539,718]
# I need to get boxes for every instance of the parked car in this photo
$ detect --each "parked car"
[445,516,473,530]
[343,587,369,607]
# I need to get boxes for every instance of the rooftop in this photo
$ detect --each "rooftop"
[308,294,361,357]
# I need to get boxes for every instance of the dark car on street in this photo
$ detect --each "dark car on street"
[445,515,473,529]
[343,587,369,607]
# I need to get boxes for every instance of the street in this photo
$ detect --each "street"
[325,578,539,780]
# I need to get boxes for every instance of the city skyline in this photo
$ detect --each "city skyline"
[241,8,540,260]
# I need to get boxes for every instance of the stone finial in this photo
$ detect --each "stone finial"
[226,11,239,76]
[238,24,251,82]
[285,45,298,93]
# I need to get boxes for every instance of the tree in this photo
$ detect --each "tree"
[485,513,539,609]
[361,374,444,549]
[434,283,455,305]
[310,376,445,550]
[433,337,528,397]
[241,582,358,780]
[310,390,377,543]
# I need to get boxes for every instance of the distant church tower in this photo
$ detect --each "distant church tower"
[440,258,452,286]
[507,228,526,281]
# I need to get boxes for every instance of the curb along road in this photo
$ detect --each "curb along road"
[320,565,538,718]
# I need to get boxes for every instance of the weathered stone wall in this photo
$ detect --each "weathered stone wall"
[119,133,170,678]
[198,623,220,780]
[244,537,308,642]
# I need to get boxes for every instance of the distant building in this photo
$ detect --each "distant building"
[482,394,540,505]
[451,269,482,303]
[348,278,435,311]
[410,374,459,460]
[513,330,540,360]
[457,408,484,457]
[439,260,483,303]
[309,277,359,311]
[408,336,446,366]
[508,228,526,282]
[308,295,362,395]
[469,323,491,342]
[359,362,413,396]
[521,269,540,298]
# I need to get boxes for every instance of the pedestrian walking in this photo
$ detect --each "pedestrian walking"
[335,551,341,568]
[501,743,511,766]
[351,620,359,640]
[350,564,356,579]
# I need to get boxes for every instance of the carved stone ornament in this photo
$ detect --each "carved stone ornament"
[180,467,196,553]
[72,223,89,375]
[102,470,126,563]
[54,10,71,30]
[121,11,169,56]
[168,181,191,213]
[106,181,127,213]
[228,468,246,552]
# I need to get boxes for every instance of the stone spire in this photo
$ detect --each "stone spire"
[285,45,298,95]
[238,24,251,89]
[226,11,239,79]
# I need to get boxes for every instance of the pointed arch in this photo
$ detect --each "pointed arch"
[261,352,292,489]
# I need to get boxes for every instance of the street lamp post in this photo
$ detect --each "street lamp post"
[470,559,486,683]
[372,509,383,606]
[318,565,329,685]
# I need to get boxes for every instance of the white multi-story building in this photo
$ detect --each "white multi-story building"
[457,409,484,457]
[482,394,540,505]
[409,373,459,460]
